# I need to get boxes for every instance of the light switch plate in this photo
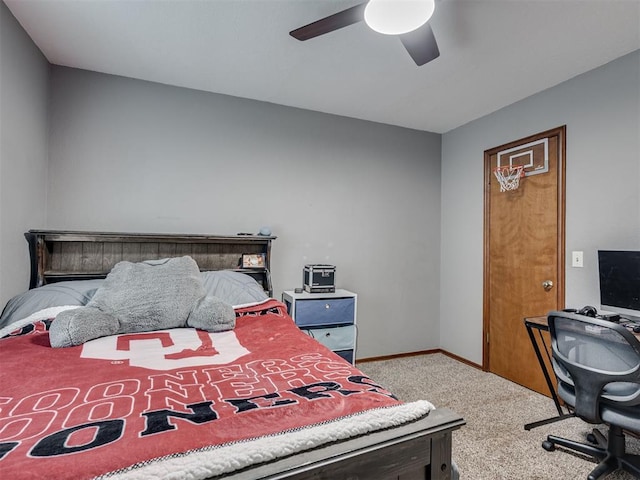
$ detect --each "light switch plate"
[572,251,584,268]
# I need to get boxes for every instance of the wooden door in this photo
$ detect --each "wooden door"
[483,126,566,395]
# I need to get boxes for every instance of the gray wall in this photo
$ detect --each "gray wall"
[440,51,640,364]
[0,2,50,307]
[46,67,442,359]
[3,4,638,364]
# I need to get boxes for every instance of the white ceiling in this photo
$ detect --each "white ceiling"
[5,0,640,133]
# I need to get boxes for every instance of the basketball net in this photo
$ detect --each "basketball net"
[493,165,524,192]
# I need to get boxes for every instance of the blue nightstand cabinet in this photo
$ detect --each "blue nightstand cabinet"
[282,289,357,364]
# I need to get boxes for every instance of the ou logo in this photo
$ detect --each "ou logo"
[81,329,249,371]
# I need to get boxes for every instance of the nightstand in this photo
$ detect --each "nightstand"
[282,289,357,364]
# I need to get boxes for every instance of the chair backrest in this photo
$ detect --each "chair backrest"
[547,311,640,424]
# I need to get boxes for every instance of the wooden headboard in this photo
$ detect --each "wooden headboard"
[25,230,276,296]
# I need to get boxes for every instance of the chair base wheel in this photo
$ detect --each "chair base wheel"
[586,433,597,444]
[542,426,640,480]
[542,440,556,452]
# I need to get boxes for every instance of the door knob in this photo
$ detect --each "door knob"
[542,280,554,291]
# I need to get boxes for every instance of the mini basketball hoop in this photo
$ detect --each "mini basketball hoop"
[493,165,525,192]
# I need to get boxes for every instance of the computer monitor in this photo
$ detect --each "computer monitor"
[598,250,640,321]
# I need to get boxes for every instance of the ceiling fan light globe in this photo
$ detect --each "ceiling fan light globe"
[364,0,435,35]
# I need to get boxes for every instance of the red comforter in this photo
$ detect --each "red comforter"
[0,300,419,479]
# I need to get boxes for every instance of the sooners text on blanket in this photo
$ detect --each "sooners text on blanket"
[0,300,400,479]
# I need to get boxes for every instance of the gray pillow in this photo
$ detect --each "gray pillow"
[201,270,269,306]
[0,280,103,329]
[49,257,235,348]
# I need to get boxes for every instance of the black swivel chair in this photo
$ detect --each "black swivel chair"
[542,311,640,480]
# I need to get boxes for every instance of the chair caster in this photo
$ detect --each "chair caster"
[542,440,556,451]
[586,433,597,444]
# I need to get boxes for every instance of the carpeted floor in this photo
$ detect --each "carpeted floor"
[357,353,639,480]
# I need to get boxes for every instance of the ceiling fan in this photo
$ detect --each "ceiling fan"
[289,0,440,66]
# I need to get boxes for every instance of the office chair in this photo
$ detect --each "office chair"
[542,311,640,480]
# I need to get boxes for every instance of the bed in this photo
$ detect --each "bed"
[0,230,464,480]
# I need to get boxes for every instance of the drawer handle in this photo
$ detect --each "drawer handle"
[325,304,330,309]
[325,332,331,337]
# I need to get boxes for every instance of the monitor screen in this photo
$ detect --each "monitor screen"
[598,250,640,320]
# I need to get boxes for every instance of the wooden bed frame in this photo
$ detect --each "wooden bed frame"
[23,230,465,480]
[25,230,276,296]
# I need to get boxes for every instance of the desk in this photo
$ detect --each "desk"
[523,316,573,430]
[523,315,640,431]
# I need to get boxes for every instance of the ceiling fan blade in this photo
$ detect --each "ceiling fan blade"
[290,3,366,41]
[399,22,440,66]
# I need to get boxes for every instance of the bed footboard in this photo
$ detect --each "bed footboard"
[219,407,464,480]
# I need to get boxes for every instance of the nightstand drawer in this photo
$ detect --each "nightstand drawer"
[295,297,355,327]
[282,289,357,365]
[301,325,355,352]
[335,350,354,364]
